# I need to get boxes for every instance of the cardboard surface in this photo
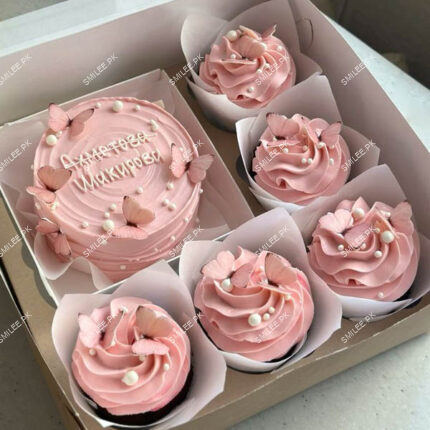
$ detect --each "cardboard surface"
[0,0,429,429]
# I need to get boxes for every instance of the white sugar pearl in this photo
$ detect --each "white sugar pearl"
[104,212,110,219]
[120,305,128,314]
[168,202,177,211]
[81,221,89,228]
[247,86,255,93]
[264,63,270,69]
[260,43,268,50]
[134,104,140,111]
[103,220,114,231]
[163,363,170,371]
[120,264,126,270]
[221,278,232,292]
[329,158,334,165]
[263,313,270,321]
[307,158,313,164]
[89,348,96,356]
[301,158,307,164]
[337,244,344,251]
[199,189,203,194]
[56,131,62,138]
[284,293,292,301]
[257,69,263,73]
[170,235,176,241]
[166,182,174,190]
[374,250,383,258]
[282,147,289,154]
[109,203,117,211]
[230,54,237,59]
[352,208,365,219]
[377,292,384,299]
[183,217,189,223]
[162,199,169,206]
[46,134,58,146]
[361,243,367,250]
[381,230,395,244]
[374,227,380,234]
[112,100,123,112]
[101,240,107,246]
[226,30,239,42]
[248,313,261,327]
[317,142,325,149]
[277,45,283,51]
[35,202,41,210]
[302,145,308,151]
[122,370,138,386]
[268,306,275,314]
[136,186,143,194]
[95,102,102,108]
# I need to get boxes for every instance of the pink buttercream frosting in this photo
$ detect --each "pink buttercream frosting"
[199,25,296,108]
[308,198,420,301]
[31,97,202,282]
[194,247,314,362]
[252,113,351,205]
[72,297,191,416]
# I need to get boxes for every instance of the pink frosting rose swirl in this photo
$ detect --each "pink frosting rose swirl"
[308,198,420,301]
[194,247,314,362]
[252,113,351,205]
[72,297,191,418]
[199,25,296,108]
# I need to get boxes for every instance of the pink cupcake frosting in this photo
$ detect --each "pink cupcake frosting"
[72,297,191,416]
[308,198,420,301]
[252,113,351,205]
[194,247,314,362]
[199,25,296,108]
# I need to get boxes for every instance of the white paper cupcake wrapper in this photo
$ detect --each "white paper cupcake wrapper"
[52,260,227,429]
[179,208,342,373]
[236,74,380,213]
[181,0,322,131]
[292,164,430,320]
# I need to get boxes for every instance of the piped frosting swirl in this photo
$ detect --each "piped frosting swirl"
[71,297,191,416]
[194,247,314,362]
[308,198,420,301]
[199,25,296,108]
[252,113,351,205]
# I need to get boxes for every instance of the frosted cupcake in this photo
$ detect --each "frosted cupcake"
[308,198,420,302]
[252,113,351,205]
[72,297,191,426]
[199,25,296,109]
[194,247,314,362]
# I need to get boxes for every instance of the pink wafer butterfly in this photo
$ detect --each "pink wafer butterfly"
[78,314,101,348]
[265,253,297,286]
[306,119,342,147]
[266,113,301,144]
[113,196,155,240]
[27,166,72,204]
[170,144,214,184]
[48,103,94,136]
[132,307,173,356]
[36,217,71,257]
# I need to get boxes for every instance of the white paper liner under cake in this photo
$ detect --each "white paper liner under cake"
[181,0,322,131]
[52,260,226,429]
[179,208,342,373]
[292,164,430,320]
[236,74,380,213]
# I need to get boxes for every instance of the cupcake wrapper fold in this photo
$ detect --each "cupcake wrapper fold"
[181,0,322,131]
[179,208,342,373]
[52,260,227,429]
[292,164,430,320]
[236,75,380,212]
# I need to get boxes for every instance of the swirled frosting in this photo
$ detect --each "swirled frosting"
[199,25,296,108]
[194,247,314,362]
[252,113,351,205]
[72,297,191,416]
[308,198,420,301]
[31,97,203,282]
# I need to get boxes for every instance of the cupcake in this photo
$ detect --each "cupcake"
[252,113,351,205]
[308,197,420,302]
[72,296,191,426]
[193,247,314,362]
[199,25,296,109]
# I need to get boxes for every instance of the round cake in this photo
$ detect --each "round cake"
[199,24,296,108]
[308,197,420,301]
[194,247,314,362]
[28,97,213,282]
[252,113,351,205]
[72,297,191,425]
